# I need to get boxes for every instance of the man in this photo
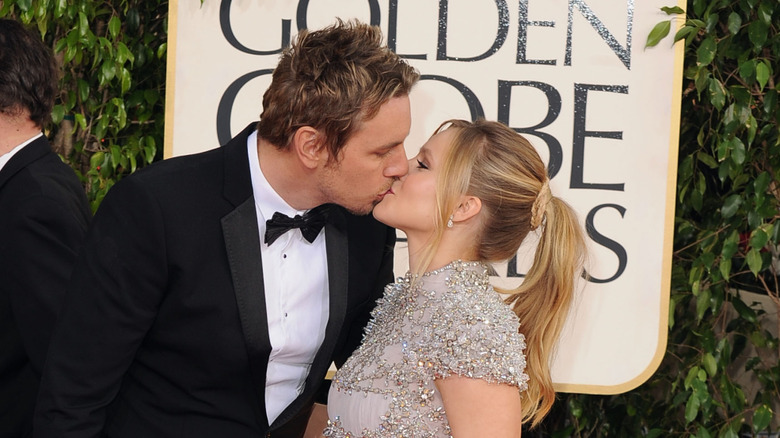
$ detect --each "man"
[0,19,92,438]
[34,20,418,437]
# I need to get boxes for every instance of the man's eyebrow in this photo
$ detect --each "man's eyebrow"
[376,141,403,151]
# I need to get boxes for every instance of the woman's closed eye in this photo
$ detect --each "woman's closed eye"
[416,159,429,170]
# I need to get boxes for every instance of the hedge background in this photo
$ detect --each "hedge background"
[1,0,777,436]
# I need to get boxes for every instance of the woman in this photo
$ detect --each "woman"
[324,119,587,437]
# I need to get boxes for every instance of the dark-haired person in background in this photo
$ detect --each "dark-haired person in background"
[34,20,418,438]
[0,18,91,438]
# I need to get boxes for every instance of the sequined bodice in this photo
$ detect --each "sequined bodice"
[325,261,528,437]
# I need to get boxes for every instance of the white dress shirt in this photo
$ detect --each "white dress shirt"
[246,130,330,424]
[0,133,42,172]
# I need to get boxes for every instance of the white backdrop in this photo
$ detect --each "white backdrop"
[165,0,685,394]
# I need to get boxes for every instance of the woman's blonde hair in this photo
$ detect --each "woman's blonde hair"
[415,119,587,427]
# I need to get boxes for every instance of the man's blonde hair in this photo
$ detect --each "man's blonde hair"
[257,19,419,162]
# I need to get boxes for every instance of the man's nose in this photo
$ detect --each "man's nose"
[385,146,409,178]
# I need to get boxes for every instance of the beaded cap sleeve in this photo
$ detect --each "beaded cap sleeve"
[426,264,528,385]
[325,261,528,437]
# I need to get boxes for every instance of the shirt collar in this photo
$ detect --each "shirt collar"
[246,129,306,222]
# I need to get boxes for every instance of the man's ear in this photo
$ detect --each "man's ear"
[292,126,326,169]
[452,195,482,223]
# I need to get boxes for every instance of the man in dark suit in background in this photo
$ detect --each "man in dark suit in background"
[34,20,418,437]
[0,19,91,438]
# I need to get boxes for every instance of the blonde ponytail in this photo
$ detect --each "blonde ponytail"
[500,195,586,426]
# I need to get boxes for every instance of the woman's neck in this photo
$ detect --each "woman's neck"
[405,229,477,275]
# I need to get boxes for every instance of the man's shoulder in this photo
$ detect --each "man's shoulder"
[0,149,85,205]
[129,146,225,184]
[127,126,252,189]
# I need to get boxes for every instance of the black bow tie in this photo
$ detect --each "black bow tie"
[264,204,332,245]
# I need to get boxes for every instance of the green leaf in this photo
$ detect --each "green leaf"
[51,105,65,125]
[157,42,167,59]
[708,79,726,110]
[705,13,719,33]
[721,231,739,259]
[661,6,685,14]
[695,68,711,94]
[117,42,134,65]
[748,21,768,49]
[746,114,757,145]
[754,171,770,195]
[719,258,731,281]
[689,19,706,28]
[115,99,127,128]
[646,20,671,48]
[17,0,32,12]
[74,113,86,131]
[729,138,745,166]
[702,352,717,377]
[674,25,695,43]
[144,90,159,106]
[100,60,117,83]
[726,12,741,34]
[756,61,770,90]
[685,393,700,424]
[110,145,121,170]
[121,68,132,95]
[750,228,768,250]
[78,11,88,37]
[697,37,716,66]
[109,15,121,40]
[77,79,89,102]
[685,366,700,390]
[738,59,755,81]
[757,3,773,25]
[732,296,758,324]
[721,195,741,218]
[717,139,729,162]
[746,248,763,276]
[691,187,703,211]
[89,151,105,170]
[54,0,66,18]
[697,151,718,168]
[764,89,777,114]
[753,404,772,432]
[697,288,711,321]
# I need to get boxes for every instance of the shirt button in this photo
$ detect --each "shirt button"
[283,254,287,259]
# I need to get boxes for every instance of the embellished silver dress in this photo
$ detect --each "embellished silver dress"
[324,260,529,437]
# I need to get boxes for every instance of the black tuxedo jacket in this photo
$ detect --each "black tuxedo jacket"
[34,124,394,437]
[0,135,90,438]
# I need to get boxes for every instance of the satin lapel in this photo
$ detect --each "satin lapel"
[222,198,271,428]
[221,124,272,428]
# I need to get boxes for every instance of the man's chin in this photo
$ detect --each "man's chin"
[342,201,376,217]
